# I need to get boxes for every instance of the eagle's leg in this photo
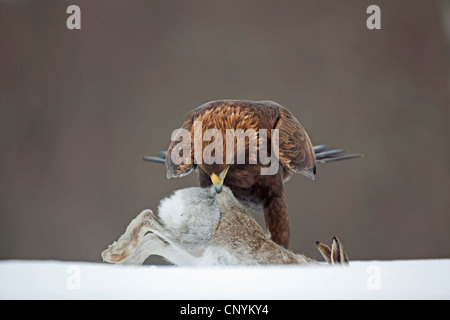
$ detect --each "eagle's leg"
[259,171,290,249]
[315,237,349,264]
[264,193,290,248]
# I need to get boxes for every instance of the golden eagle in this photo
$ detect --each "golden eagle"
[145,100,361,248]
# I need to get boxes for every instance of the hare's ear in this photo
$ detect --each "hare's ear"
[316,237,349,264]
[165,111,196,179]
[315,241,332,263]
[330,237,349,264]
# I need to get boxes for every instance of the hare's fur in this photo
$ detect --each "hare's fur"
[102,186,347,266]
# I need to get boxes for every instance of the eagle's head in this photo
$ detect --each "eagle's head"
[193,101,260,193]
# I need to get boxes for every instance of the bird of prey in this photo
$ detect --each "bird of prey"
[144,100,361,248]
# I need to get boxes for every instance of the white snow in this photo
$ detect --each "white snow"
[0,259,448,299]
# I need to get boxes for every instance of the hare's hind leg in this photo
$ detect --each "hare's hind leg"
[102,209,171,265]
[316,237,349,264]
[102,209,198,266]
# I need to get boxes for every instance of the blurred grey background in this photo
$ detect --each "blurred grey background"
[0,0,449,264]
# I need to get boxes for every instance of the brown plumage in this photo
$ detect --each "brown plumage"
[164,100,316,248]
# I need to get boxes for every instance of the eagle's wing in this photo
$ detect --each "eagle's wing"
[145,147,362,166]
[313,145,362,163]
[273,107,316,180]
[165,111,196,179]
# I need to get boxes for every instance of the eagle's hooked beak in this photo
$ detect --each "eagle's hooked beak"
[211,166,230,193]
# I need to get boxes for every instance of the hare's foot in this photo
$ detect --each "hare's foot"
[102,209,157,264]
[316,237,349,264]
